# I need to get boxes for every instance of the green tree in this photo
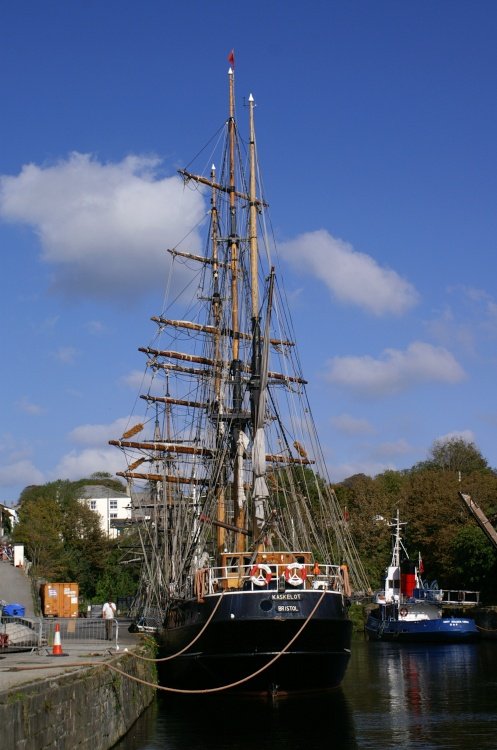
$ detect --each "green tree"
[416,437,489,473]
[12,478,135,601]
[59,490,110,599]
[93,539,141,602]
[13,485,67,579]
[450,524,497,600]
[333,473,406,586]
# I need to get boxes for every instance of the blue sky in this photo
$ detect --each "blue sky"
[1,1,497,503]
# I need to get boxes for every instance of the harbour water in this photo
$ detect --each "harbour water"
[114,639,497,749]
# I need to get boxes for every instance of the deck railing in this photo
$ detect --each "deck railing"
[195,562,344,595]
[441,589,480,606]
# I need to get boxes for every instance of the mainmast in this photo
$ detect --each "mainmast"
[227,65,247,553]
[210,164,227,556]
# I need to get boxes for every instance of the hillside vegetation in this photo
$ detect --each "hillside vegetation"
[10,440,497,605]
[334,438,497,601]
[11,473,140,606]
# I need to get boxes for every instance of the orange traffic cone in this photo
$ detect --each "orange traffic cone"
[51,623,65,656]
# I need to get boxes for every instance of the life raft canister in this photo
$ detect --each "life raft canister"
[250,563,272,586]
[284,562,307,586]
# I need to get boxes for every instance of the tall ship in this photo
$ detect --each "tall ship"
[111,59,370,695]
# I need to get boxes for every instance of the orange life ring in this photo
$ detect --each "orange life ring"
[284,562,307,586]
[250,564,272,587]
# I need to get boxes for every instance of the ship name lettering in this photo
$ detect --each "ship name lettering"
[271,594,302,601]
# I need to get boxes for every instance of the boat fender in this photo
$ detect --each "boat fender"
[399,607,408,618]
[312,562,321,576]
[284,562,307,586]
[250,564,272,586]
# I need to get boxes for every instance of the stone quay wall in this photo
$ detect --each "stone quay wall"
[0,651,157,750]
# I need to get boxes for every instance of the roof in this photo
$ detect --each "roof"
[78,484,129,500]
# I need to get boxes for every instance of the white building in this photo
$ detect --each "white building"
[78,485,131,538]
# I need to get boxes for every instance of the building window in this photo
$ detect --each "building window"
[90,501,97,510]
[110,513,118,519]
[109,500,118,510]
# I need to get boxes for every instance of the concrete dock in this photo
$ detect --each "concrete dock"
[1,560,157,748]
[0,625,157,750]
[0,621,147,691]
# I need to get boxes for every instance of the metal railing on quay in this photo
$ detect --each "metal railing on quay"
[41,617,119,646]
[0,616,122,653]
[0,615,43,652]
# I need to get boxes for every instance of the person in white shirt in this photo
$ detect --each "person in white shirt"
[102,599,117,640]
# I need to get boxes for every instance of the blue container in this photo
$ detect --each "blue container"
[3,603,25,617]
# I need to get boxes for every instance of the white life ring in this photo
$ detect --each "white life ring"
[399,607,408,618]
[284,562,307,587]
[250,563,272,587]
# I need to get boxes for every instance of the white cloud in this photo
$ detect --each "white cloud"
[0,459,45,488]
[40,316,60,331]
[330,413,375,436]
[326,341,466,396]
[119,368,154,391]
[54,346,78,364]
[370,439,411,459]
[0,153,206,301]
[60,418,134,480]
[53,447,126,482]
[428,283,497,352]
[85,320,106,335]
[69,417,132,446]
[425,307,476,354]
[436,429,476,445]
[17,396,45,415]
[281,229,419,316]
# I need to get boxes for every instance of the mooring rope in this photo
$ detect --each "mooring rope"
[131,590,225,662]
[5,590,327,695]
[476,624,497,632]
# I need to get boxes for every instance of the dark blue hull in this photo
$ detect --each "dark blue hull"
[366,612,479,643]
[157,589,352,694]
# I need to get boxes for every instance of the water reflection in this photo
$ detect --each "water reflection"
[115,640,497,750]
[114,689,357,750]
[343,640,497,749]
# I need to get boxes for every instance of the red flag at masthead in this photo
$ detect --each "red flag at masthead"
[228,49,235,67]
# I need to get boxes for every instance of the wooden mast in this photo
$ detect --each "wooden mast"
[228,66,239,362]
[227,64,246,554]
[248,91,262,546]
[248,92,259,321]
[209,163,227,556]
